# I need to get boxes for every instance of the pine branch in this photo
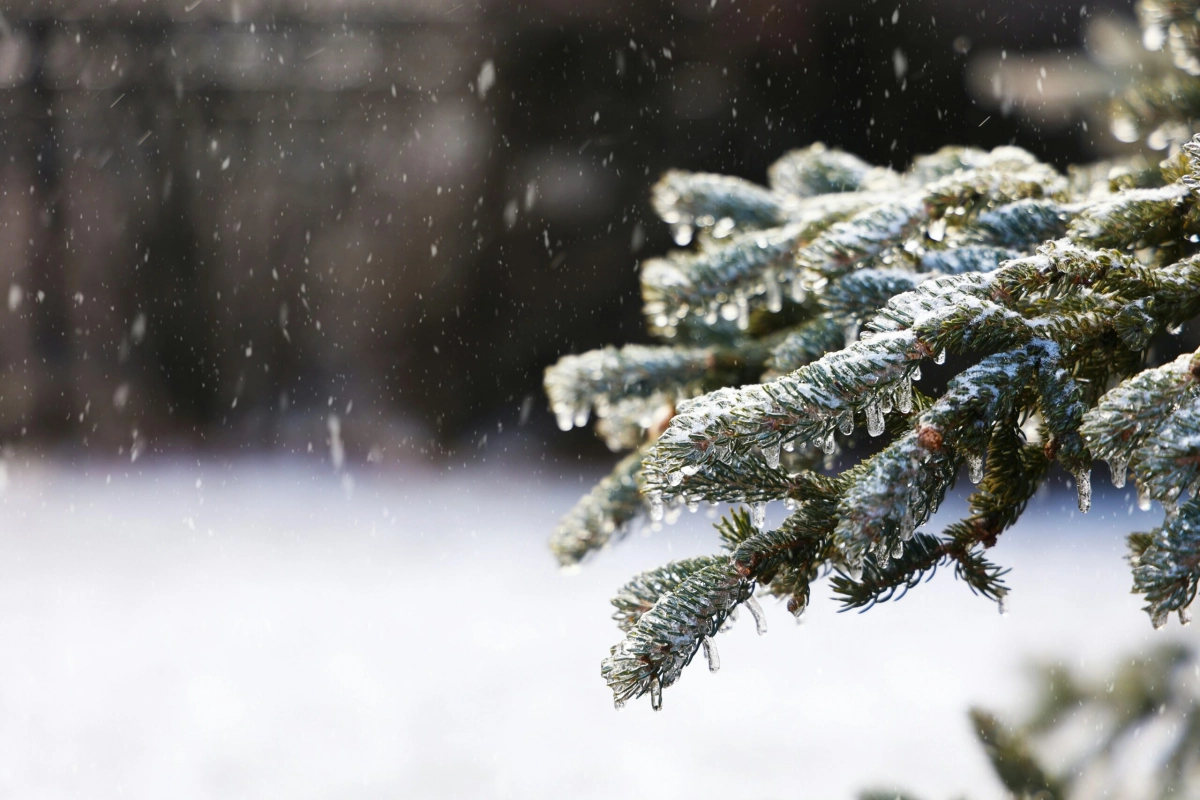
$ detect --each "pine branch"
[600,560,752,710]
[765,316,845,375]
[767,142,879,196]
[1129,496,1200,627]
[652,170,786,238]
[969,709,1065,800]
[550,448,647,566]
[611,555,724,632]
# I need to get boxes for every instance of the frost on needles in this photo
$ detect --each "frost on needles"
[545,7,1200,712]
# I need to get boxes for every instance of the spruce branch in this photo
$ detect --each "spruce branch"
[969,709,1065,800]
[550,448,647,566]
[1129,497,1200,627]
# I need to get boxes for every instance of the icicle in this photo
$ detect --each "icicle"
[1152,608,1169,631]
[751,501,767,531]
[966,452,984,485]
[764,270,783,313]
[879,393,893,415]
[822,430,836,454]
[1138,482,1153,511]
[890,540,904,560]
[668,470,684,487]
[1109,456,1127,489]
[865,401,885,437]
[846,557,864,582]
[997,594,1009,617]
[573,407,590,428]
[782,439,795,452]
[838,411,854,437]
[614,697,626,710]
[701,638,721,673]
[842,319,860,345]
[934,348,946,365]
[790,274,807,303]
[555,409,574,431]
[1181,606,1192,627]
[1075,469,1091,513]
[895,376,913,413]
[745,596,767,635]
[649,676,663,710]
[736,296,750,331]
[763,441,781,469]
[911,364,922,382]
[649,492,665,521]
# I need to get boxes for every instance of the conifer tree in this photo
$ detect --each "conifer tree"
[861,644,1200,800]
[546,0,1200,712]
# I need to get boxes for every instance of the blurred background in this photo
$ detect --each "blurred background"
[2,2,1193,800]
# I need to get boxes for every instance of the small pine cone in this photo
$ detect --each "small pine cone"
[917,424,944,452]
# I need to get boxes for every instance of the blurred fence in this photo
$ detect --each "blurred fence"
[0,0,1130,460]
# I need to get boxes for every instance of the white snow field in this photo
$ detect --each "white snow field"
[0,455,1190,800]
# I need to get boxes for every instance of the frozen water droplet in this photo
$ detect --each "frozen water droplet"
[745,596,767,635]
[1180,606,1192,626]
[879,393,893,415]
[1152,608,1169,630]
[838,412,854,437]
[790,274,807,303]
[967,452,984,485]
[702,638,720,672]
[1137,482,1152,511]
[934,349,946,365]
[681,464,701,477]
[686,497,700,513]
[763,442,781,469]
[890,541,904,559]
[895,377,913,413]
[736,297,750,331]
[1168,321,1184,335]
[672,224,693,247]
[614,697,626,710]
[843,319,860,345]
[1075,469,1091,513]
[1109,456,1127,489]
[911,365,922,382]
[649,493,665,521]
[751,501,767,531]
[847,558,864,582]
[573,407,590,428]
[668,470,684,487]
[997,595,1009,616]
[764,270,783,313]
[649,676,663,711]
[866,402,885,437]
[555,410,574,431]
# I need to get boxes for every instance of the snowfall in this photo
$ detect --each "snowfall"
[0,452,1191,800]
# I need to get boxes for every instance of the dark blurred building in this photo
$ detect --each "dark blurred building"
[0,0,1134,461]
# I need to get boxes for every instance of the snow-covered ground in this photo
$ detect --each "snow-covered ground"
[0,455,1189,799]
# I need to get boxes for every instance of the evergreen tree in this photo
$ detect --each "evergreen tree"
[546,0,1200,713]
[862,644,1200,800]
